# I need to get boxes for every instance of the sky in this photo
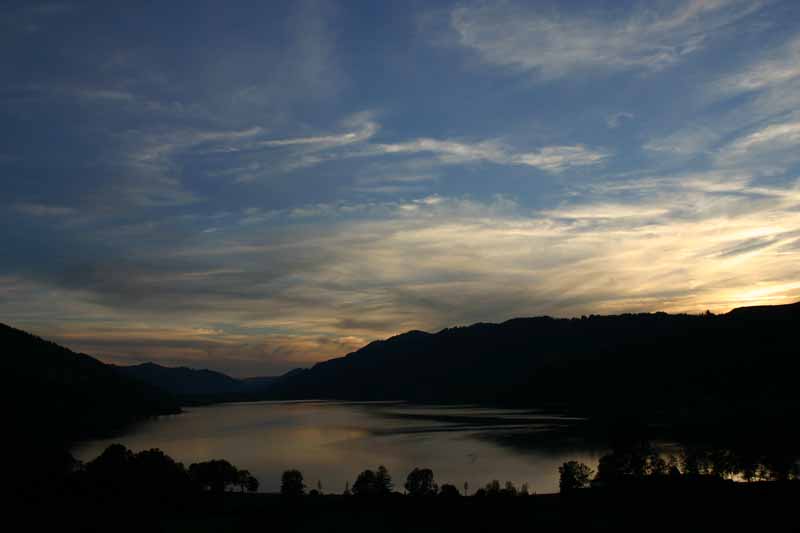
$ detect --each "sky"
[3,0,800,376]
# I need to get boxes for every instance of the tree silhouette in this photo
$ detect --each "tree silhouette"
[280,469,305,497]
[85,443,133,492]
[353,469,379,496]
[189,459,239,493]
[559,461,593,492]
[501,481,518,496]
[351,465,393,496]
[483,480,501,496]
[404,468,437,496]
[236,469,259,492]
[438,484,460,497]
[596,440,663,482]
[376,465,393,494]
[133,448,190,495]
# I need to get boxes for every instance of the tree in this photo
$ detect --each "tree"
[483,480,501,496]
[500,481,518,496]
[236,469,259,493]
[405,468,437,496]
[596,440,663,483]
[352,465,393,496]
[189,460,239,493]
[85,443,134,491]
[376,465,393,494]
[439,484,460,497]
[281,469,305,497]
[132,448,190,495]
[353,469,379,496]
[245,474,259,493]
[559,461,594,492]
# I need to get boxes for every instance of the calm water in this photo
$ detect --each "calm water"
[72,401,605,494]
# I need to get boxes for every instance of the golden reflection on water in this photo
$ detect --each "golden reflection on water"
[72,401,602,494]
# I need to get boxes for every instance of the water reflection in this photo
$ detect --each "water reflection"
[72,401,604,493]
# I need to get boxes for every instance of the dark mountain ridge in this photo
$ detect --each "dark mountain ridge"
[2,323,179,444]
[268,302,800,432]
[117,362,244,396]
[116,362,305,404]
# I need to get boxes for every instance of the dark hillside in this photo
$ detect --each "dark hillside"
[268,302,800,433]
[1,323,179,444]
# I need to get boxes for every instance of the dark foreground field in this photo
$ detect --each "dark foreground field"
[23,480,800,533]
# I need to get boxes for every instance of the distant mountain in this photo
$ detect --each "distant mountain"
[117,362,306,403]
[1,323,180,443]
[267,302,800,430]
[118,362,245,396]
[240,369,306,391]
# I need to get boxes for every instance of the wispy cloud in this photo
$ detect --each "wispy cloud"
[607,112,635,129]
[448,0,763,80]
[116,126,266,206]
[250,113,378,150]
[7,168,800,374]
[373,138,609,173]
[14,203,77,217]
[714,118,800,172]
[644,125,721,156]
[711,34,800,97]
[198,113,609,181]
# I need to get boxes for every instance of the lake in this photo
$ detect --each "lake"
[72,400,605,494]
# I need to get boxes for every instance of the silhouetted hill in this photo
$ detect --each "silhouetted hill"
[240,368,307,391]
[117,362,244,396]
[1,323,180,444]
[268,302,800,432]
[116,362,307,404]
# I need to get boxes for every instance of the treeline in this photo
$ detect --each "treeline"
[560,439,800,491]
[80,444,258,494]
[16,443,800,533]
[276,441,800,498]
[17,444,258,507]
[20,439,799,508]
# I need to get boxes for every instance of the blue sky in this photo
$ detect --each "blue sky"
[3,0,800,375]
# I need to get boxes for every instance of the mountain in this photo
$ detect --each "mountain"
[267,302,800,430]
[1,323,180,444]
[118,362,245,396]
[116,362,306,403]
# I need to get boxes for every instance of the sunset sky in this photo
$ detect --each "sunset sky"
[3,0,800,376]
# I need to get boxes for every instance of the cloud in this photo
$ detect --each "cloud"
[448,0,763,80]
[374,138,609,173]
[14,203,77,217]
[113,125,267,206]
[646,30,800,168]
[607,112,635,129]
[199,113,607,181]
[711,35,800,97]
[652,33,800,166]
[252,113,378,149]
[35,324,364,377]
[644,125,721,156]
[7,169,800,375]
[713,119,800,172]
